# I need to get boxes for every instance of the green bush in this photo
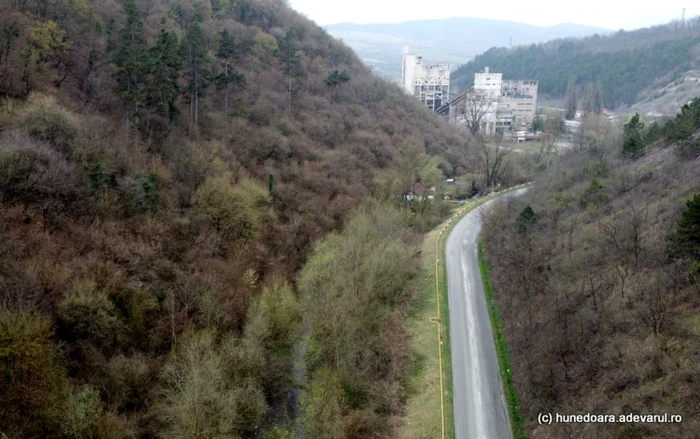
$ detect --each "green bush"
[123,172,159,213]
[300,368,346,439]
[61,385,101,439]
[0,131,87,210]
[15,94,79,156]
[57,280,118,348]
[194,176,273,242]
[158,331,268,437]
[263,427,293,439]
[104,354,153,411]
[86,160,114,197]
[581,178,608,206]
[0,311,67,436]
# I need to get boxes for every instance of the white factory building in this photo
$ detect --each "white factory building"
[473,67,502,95]
[437,66,538,135]
[401,45,451,111]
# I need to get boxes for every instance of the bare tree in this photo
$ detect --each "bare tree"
[460,89,496,135]
[536,130,558,172]
[602,222,631,298]
[477,141,510,189]
[602,205,648,297]
[635,275,668,335]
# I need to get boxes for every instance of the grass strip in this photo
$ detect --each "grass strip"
[477,242,527,439]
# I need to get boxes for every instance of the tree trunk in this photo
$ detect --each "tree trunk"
[224,62,228,118]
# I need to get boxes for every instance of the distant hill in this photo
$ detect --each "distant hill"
[451,17,700,109]
[631,70,700,117]
[325,17,609,82]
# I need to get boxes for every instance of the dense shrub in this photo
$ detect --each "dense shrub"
[14,95,79,156]
[0,131,89,224]
[122,173,160,214]
[57,280,121,368]
[0,311,67,436]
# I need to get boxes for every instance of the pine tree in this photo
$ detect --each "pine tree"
[621,113,646,159]
[182,21,210,137]
[113,0,147,130]
[325,70,349,102]
[667,194,700,261]
[145,29,182,124]
[215,29,245,118]
[277,29,303,113]
[645,121,662,143]
[516,205,538,234]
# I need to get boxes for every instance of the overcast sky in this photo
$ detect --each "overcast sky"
[289,0,695,30]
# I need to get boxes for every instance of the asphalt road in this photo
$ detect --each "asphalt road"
[446,189,526,439]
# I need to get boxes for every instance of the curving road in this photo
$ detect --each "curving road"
[446,189,526,439]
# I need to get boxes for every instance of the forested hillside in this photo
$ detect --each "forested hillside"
[452,17,700,108]
[481,103,700,438]
[0,0,472,437]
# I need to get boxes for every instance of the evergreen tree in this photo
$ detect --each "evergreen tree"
[667,194,700,285]
[277,29,304,113]
[645,121,663,143]
[112,0,147,129]
[516,205,538,234]
[145,29,182,125]
[324,70,350,87]
[621,113,646,159]
[215,29,245,117]
[667,194,700,261]
[182,21,211,137]
[325,70,349,102]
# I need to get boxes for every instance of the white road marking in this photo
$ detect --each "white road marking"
[461,246,485,439]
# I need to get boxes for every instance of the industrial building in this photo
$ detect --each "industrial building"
[437,67,538,135]
[401,45,451,111]
[500,79,538,124]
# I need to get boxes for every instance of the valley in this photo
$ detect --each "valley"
[0,1,698,439]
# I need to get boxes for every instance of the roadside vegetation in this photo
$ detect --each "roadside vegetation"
[480,103,700,438]
[478,243,526,439]
[403,226,449,439]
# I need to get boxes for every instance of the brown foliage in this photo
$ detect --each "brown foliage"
[0,0,475,435]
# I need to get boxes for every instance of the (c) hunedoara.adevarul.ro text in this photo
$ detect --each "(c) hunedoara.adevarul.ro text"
[537,412,683,425]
